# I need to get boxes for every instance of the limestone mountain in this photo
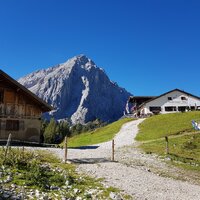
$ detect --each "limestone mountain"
[18,55,132,124]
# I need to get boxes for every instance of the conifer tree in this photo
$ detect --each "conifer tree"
[44,118,57,143]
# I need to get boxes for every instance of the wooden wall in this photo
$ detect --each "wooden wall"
[0,75,47,143]
[0,86,42,118]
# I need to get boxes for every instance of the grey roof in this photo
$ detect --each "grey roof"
[139,88,200,108]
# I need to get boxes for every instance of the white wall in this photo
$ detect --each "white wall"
[142,90,200,114]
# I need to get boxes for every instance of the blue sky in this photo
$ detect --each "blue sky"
[0,0,200,96]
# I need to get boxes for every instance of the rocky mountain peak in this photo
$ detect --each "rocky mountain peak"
[18,55,132,124]
[68,54,96,71]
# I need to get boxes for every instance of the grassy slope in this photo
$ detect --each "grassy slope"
[136,111,200,141]
[68,118,133,147]
[0,148,130,199]
[140,132,200,170]
[137,111,200,171]
[141,133,200,161]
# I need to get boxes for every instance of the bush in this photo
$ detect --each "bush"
[25,160,65,189]
[43,118,58,143]
[2,148,34,169]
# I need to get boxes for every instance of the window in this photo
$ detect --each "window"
[168,97,172,100]
[165,106,177,112]
[178,106,188,112]
[0,89,4,103]
[149,106,161,114]
[6,120,19,131]
[181,96,187,100]
[149,107,161,112]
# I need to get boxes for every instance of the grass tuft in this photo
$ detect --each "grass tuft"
[0,148,130,199]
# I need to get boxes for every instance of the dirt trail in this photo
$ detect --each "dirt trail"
[45,119,200,200]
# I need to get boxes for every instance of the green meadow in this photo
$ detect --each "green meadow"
[137,111,200,171]
[67,118,133,147]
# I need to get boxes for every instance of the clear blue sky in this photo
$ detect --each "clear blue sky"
[0,0,200,96]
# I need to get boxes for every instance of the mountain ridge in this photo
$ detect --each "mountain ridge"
[18,55,132,124]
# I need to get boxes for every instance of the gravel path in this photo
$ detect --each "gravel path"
[39,119,200,199]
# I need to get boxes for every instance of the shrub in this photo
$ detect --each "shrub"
[44,118,58,143]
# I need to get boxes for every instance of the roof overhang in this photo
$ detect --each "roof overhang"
[0,70,53,112]
[137,88,200,109]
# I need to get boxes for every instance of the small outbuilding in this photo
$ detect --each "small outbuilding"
[129,89,200,116]
[0,70,53,143]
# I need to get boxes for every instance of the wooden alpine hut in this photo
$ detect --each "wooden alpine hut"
[0,70,52,143]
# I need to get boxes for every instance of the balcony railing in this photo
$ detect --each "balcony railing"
[0,103,41,119]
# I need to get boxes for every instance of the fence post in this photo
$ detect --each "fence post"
[3,133,12,164]
[22,141,25,159]
[112,139,115,161]
[165,136,169,154]
[64,136,68,163]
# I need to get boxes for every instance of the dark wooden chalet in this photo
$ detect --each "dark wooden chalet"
[0,70,52,143]
[129,96,156,106]
[128,96,157,116]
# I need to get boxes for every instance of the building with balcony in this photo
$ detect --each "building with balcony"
[0,70,52,143]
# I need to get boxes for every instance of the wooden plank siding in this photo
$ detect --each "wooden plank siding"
[0,70,52,143]
[0,88,42,119]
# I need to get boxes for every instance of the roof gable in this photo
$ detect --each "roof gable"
[140,88,200,107]
[0,70,53,112]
